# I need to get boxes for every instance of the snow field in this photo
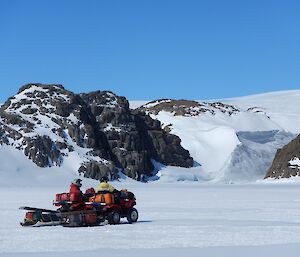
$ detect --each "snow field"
[221,90,300,134]
[1,182,300,256]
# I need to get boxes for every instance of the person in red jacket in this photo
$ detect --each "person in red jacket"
[69,178,85,210]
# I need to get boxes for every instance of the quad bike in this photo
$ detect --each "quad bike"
[20,188,138,227]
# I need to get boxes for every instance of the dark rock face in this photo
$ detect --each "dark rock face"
[80,91,193,180]
[265,134,300,179]
[0,84,193,180]
[24,135,62,167]
[133,111,192,168]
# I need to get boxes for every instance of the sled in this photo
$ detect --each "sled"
[19,206,61,227]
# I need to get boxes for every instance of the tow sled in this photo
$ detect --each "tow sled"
[20,189,138,227]
[19,206,61,227]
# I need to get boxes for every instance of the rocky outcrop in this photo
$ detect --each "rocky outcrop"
[0,83,193,180]
[138,99,240,116]
[80,91,193,180]
[265,134,300,179]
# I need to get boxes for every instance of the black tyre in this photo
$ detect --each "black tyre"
[127,208,138,223]
[64,213,83,227]
[107,211,120,224]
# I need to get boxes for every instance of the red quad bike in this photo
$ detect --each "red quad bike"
[54,189,138,227]
[88,190,139,225]
[20,188,138,227]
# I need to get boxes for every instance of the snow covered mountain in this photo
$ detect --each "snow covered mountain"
[134,91,299,182]
[0,85,299,185]
[223,91,300,180]
[222,90,300,134]
[0,84,192,185]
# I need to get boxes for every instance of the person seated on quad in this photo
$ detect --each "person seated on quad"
[95,176,118,194]
[69,178,85,210]
[96,176,123,201]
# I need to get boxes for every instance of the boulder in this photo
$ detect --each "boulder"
[265,134,300,179]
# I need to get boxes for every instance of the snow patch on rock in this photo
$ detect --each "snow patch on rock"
[289,157,300,169]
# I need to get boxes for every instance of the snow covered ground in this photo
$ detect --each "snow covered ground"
[1,182,300,257]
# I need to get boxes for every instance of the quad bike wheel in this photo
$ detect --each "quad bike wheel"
[107,211,121,224]
[127,208,138,223]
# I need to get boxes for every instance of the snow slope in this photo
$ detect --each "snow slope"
[130,90,300,134]
[221,90,300,134]
[0,144,91,187]
[225,131,294,182]
[131,90,299,182]
[130,90,300,135]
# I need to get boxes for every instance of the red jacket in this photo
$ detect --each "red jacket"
[69,183,83,206]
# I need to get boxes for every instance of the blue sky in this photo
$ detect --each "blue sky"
[0,0,299,102]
